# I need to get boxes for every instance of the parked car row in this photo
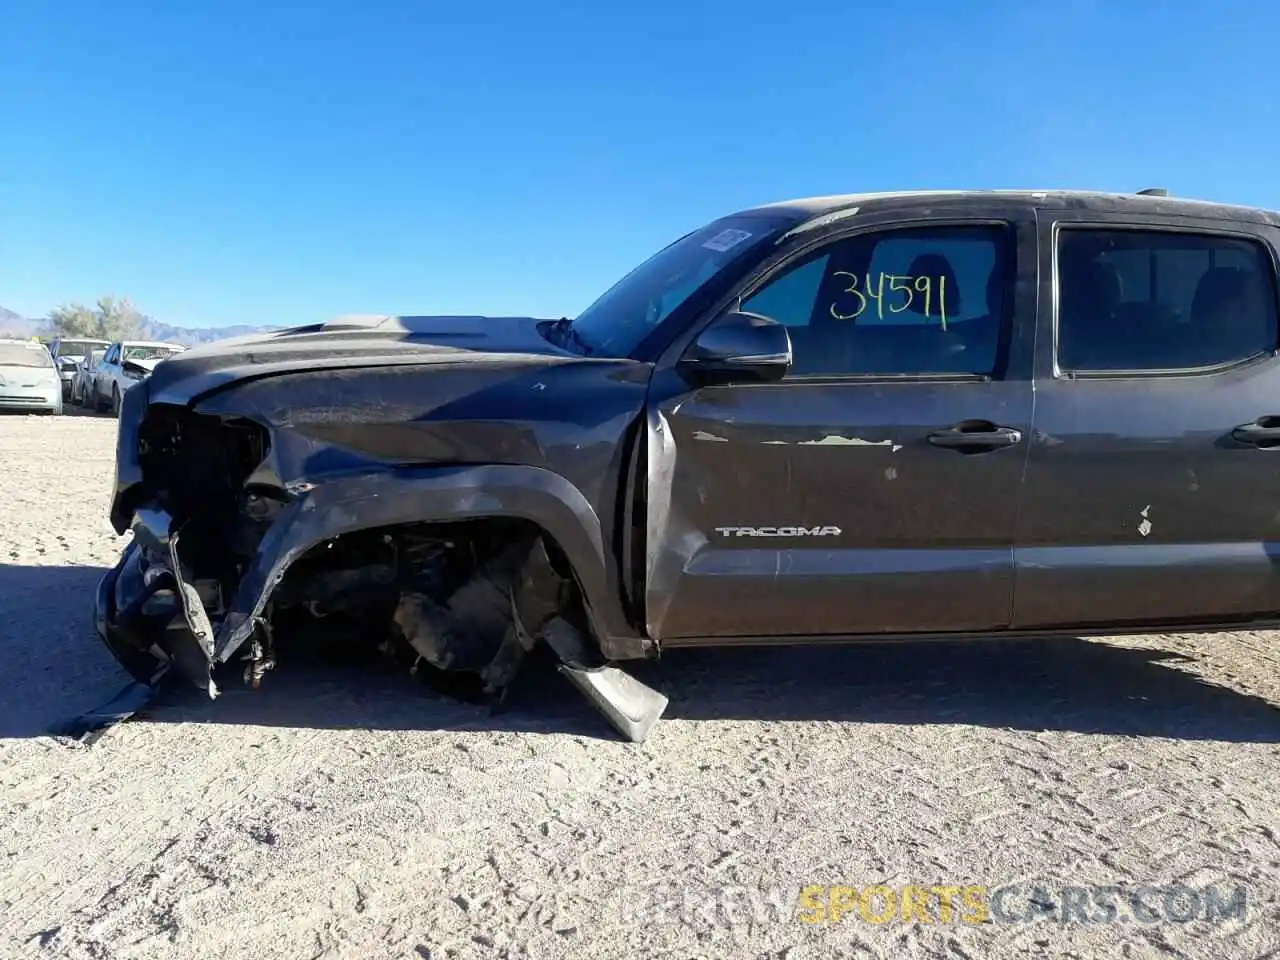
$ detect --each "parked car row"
[48,336,110,402]
[0,337,186,416]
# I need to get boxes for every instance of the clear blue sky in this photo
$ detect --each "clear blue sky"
[1,0,1276,329]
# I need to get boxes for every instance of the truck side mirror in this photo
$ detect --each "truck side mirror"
[678,311,792,386]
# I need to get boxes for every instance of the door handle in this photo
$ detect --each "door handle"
[1232,417,1280,446]
[927,422,1022,451]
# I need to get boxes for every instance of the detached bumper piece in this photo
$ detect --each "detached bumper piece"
[542,617,668,743]
[94,509,223,699]
[48,679,164,745]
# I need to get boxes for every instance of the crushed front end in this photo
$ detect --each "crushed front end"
[92,316,671,742]
[99,389,543,696]
[97,388,283,694]
[93,365,668,741]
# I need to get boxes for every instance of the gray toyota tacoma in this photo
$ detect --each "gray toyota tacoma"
[94,188,1280,741]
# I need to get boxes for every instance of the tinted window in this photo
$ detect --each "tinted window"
[1057,230,1278,372]
[742,225,1008,376]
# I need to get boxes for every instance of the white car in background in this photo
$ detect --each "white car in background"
[0,338,62,415]
[90,340,187,416]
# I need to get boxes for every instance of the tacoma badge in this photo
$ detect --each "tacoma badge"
[714,526,842,537]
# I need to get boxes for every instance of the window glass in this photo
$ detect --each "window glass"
[743,256,829,326]
[565,213,797,358]
[123,344,182,361]
[55,340,104,359]
[1057,229,1278,372]
[741,225,1008,376]
[0,342,55,367]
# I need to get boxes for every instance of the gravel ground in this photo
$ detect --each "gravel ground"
[1,412,1279,959]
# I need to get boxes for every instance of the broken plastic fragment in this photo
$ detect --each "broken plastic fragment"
[557,663,669,743]
[50,679,165,745]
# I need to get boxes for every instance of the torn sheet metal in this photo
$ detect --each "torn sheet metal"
[49,679,165,746]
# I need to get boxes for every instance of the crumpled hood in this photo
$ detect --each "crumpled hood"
[146,314,571,406]
[122,357,165,375]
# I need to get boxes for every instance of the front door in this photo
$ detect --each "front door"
[1014,212,1280,628]
[646,211,1038,641]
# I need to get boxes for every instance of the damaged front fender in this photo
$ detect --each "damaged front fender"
[217,463,613,662]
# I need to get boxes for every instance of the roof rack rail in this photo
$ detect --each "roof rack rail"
[1136,187,1169,197]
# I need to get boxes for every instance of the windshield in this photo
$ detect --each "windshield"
[87,349,105,367]
[123,344,183,361]
[563,214,797,357]
[57,340,104,358]
[0,343,55,367]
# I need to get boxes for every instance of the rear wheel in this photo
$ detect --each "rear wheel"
[111,385,122,417]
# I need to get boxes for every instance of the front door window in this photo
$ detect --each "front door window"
[742,224,1010,377]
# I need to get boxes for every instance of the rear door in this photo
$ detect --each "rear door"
[1014,211,1280,628]
[645,204,1039,641]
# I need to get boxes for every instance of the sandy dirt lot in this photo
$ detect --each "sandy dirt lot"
[1,412,1278,959]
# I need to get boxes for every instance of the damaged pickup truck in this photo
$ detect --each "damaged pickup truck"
[97,188,1280,741]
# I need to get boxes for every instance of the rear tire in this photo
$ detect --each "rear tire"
[111,385,121,417]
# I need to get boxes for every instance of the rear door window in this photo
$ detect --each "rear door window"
[1056,229,1279,372]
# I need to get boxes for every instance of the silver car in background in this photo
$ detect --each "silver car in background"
[0,339,62,415]
[71,348,107,408]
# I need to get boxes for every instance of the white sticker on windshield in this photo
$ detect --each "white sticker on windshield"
[701,228,754,252]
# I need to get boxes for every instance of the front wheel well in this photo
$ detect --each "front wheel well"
[265,515,594,674]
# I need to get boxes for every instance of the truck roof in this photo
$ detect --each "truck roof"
[741,189,1280,227]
